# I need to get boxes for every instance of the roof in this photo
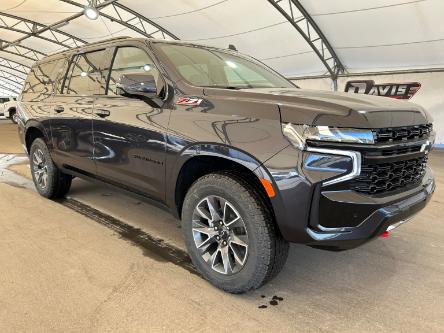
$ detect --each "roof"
[0,0,443,96]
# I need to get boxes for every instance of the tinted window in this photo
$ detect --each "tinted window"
[107,47,161,95]
[155,44,293,89]
[64,50,106,95]
[22,59,65,98]
[23,62,54,94]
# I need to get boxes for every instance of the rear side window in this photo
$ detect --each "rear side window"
[107,47,161,95]
[64,49,107,95]
[22,58,65,100]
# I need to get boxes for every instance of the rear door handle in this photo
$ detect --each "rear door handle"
[95,109,110,118]
[54,106,64,113]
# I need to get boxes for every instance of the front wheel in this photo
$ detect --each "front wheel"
[30,138,72,198]
[182,172,289,293]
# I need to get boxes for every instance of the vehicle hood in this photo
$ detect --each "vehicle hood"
[203,87,431,128]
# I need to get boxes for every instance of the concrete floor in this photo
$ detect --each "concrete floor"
[0,119,443,332]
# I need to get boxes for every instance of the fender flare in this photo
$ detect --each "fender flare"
[24,120,52,151]
[165,142,275,215]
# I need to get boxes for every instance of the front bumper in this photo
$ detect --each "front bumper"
[306,168,435,250]
[264,143,435,251]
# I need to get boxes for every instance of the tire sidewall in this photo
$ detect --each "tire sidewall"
[9,110,17,124]
[182,176,269,292]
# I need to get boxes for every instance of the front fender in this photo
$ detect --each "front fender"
[165,142,276,214]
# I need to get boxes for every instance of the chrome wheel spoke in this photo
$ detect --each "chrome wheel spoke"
[35,169,43,184]
[193,227,218,250]
[206,196,222,222]
[192,226,218,237]
[41,172,48,188]
[210,248,221,268]
[196,205,212,222]
[220,246,233,274]
[222,201,241,227]
[32,154,41,166]
[230,234,248,249]
[229,242,248,266]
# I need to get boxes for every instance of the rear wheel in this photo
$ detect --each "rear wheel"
[8,109,17,124]
[30,138,72,198]
[182,172,289,293]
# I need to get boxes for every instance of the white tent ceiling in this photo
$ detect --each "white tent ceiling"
[0,0,443,96]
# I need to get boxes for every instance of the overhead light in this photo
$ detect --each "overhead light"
[84,6,99,20]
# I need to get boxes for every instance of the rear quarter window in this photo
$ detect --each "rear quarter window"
[22,58,66,101]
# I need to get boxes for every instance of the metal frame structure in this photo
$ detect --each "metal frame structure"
[60,0,179,40]
[267,0,345,89]
[0,71,24,85]
[0,76,23,90]
[0,65,27,79]
[0,0,180,95]
[0,83,20,95]
[0,0,383,95]
[0,58,29,75]
[0,12,87,59]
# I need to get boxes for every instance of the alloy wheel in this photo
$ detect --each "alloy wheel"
[32,149,48,189]
[192,195,249,275]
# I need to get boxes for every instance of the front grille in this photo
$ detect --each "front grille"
[373,124,432,143]
[351,155,428,194]
[365,145,422,157]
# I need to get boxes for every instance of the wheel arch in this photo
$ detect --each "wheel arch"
[24,122,51,154]
[168,143,276,220]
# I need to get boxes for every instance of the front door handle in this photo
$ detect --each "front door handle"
[54,106,64,113]
[95,109,110,118]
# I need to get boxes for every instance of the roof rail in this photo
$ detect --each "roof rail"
[36,36,136,63]
[92,36,132,44]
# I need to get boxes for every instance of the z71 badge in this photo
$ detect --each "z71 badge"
[176,97,203,106]
[345,80,421,100]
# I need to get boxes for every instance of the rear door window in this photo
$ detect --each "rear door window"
[64,49,107,95]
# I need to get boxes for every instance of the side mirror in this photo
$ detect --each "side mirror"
[116,73,158,99]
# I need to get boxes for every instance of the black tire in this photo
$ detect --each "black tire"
[9,109,17,124]
[30,138,72,199]
[182,172,289,293]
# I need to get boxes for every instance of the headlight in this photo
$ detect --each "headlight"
[282,123,374,149]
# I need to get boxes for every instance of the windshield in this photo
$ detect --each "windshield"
[155,44,294,89]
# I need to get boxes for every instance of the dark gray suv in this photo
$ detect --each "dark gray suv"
[17,37,435,293]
